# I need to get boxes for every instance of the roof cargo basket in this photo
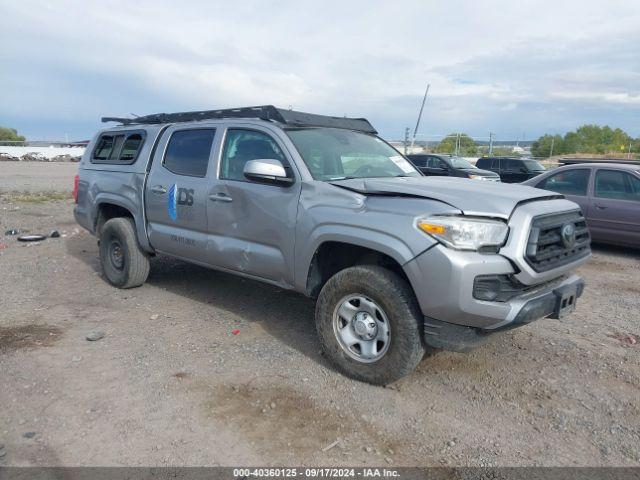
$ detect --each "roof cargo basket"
[102,105,377,134]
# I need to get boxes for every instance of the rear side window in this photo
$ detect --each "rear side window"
[92,131,146,164]
[595,170,640,201]
[408,155,427,167]
[504,159,520,171]
[537,169,590,196]
[163,129,216,177]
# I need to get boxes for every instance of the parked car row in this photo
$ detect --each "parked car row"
[406,154,500,181]
[406,155,547,183]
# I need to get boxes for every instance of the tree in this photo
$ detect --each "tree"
[532,125,637,157]
[435,133,477,156]
[0,127,26,142]
[531,134,563,157]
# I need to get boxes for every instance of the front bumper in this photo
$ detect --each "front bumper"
[403,243,586,330]
[420,274,584,352]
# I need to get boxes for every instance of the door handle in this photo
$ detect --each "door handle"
[150,185,167,194]
[208,193,233,203]
[594,204,607,210]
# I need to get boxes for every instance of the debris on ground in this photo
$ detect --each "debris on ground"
[150,314,159,320]
[608,333,638,346]
[321,439,340,452]
[4,229,20,236]
[85,331,105,342]
[49,230,61,238]
[231,329,240,335]
[17,234,46,242]
[0,242,8,250]
[22,432,36,439]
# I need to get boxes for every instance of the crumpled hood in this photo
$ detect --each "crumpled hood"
[330,176,560,219]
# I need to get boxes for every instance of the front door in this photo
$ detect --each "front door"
[587,168,640,245]
[206,127,301,286]
[425,156,450,176]
[534,168,591,214]
[145,127,218,261]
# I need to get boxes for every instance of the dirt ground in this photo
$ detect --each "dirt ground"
[0,166,639,467]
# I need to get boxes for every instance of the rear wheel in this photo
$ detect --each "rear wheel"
[99,217,150,289]
[315,265,426,385]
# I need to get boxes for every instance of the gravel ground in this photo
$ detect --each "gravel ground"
[0,162,78,192]
[0,167,639,467]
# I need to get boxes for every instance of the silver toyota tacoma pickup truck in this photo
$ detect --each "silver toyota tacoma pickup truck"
[74,105,591,384]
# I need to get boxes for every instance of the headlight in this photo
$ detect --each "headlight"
[468,174,487,180]
[417,216,509,251]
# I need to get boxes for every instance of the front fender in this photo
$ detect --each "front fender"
[293,224,432,293]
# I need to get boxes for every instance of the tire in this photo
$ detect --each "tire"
[99,217,150,289]
[316,265,426,385]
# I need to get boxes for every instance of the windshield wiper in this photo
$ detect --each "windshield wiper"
[327,176,359,181]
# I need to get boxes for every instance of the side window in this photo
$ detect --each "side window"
[163,129,216,177]
[595,170,640,201]
[409,156,427,167]
[92,131,145,164]
[221,129,287,182]
[119,134,144,162]
[490,158,499,170]
[537,169,589,196]
[504,159,519,171]
[93,135,121,161]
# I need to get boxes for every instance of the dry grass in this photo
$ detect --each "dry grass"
[0,191,72,203]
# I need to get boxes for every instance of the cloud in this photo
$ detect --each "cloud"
[0,0,638,139]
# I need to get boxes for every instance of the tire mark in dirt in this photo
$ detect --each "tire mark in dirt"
[0,324,63,353]
[197,380,407,461]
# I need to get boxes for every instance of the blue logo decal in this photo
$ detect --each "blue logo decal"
[167,184,178,221]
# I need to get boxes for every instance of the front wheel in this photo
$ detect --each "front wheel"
[315,265,426,385]
[99,217,150,289]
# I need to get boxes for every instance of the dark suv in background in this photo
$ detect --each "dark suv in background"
[476,157,546,183]
[407,154,500,181]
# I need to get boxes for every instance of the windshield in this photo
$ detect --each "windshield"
[449,156,475,169]
[524,160,545,171]
[286,128,421,181]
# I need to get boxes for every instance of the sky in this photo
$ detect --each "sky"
[1,0,639,141]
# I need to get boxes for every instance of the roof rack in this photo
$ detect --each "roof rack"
[101,105,377,134]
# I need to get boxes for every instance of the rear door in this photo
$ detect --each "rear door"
[145,126,218,261]
[502,159,526,183]
[205,125,301,286]
[588,168,640,245]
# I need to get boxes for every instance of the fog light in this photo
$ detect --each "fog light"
[473,277,501,301]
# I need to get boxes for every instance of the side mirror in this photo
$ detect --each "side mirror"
[243,159,293,186]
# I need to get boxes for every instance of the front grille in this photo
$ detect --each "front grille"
[525,210,590,272]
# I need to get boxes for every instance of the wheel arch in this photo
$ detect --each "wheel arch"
[303,237,416,299]
[92,194,152,252]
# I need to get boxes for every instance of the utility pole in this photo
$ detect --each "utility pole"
[629,140,633,160]
[549,136,555,158]
[404,127,410,155]
[488,132,494,155]
[411,84,430,149]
